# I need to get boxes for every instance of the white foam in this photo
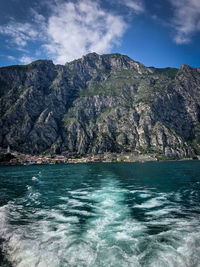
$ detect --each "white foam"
[26,185,32,191]
[115,231,131,240]
[70,190,89,195]
[67,198,86,207]
[52,213,79,223]
[146,208,173,216]
[134,197,165,209]
[1,176,200,267]
[32,176,39,181]
[59,196,69,201]
[67,209,95,216]
[73,195,90,200]
[63,239,96,266]
[139,193,152,198]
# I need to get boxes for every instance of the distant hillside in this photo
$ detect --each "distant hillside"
[1,52,200,158]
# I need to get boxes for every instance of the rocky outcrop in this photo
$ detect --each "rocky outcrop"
[0,53,200,158]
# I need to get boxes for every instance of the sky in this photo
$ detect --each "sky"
[0,0,200,68]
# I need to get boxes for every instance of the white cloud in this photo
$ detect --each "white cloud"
[7,55,15,61]
[0,0,134,64]
[0,21,40,47]
[19,56,35,64]
[170,0,200,44]
[44,0,127,64]
[123,0,144,13]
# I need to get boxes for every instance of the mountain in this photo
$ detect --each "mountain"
[1,52,200,158]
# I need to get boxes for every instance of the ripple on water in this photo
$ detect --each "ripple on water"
[0,162,200,266]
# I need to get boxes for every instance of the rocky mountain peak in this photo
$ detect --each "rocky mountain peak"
[66,53,148,76]
[179,64,196,73]
[81,52,100,61]
[0,53,200,158]
[29,59,54,65]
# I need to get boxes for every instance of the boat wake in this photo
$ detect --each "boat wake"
[0,164,200,266]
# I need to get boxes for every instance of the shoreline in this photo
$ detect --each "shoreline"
[0,150,197,167]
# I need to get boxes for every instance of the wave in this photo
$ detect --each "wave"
[0,164,200,267]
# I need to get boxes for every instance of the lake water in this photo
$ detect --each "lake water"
[0,161,200,267]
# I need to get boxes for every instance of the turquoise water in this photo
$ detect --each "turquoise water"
[0,161,200,267]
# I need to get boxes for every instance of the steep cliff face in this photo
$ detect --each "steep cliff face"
[0,53,200,157]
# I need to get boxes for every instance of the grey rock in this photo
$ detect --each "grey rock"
[0,53,200,158]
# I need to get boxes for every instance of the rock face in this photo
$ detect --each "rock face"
[0,53,200,157]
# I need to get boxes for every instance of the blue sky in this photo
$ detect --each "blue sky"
[0,0,200,68]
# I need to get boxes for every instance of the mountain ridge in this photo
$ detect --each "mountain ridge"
[1,53,200,158]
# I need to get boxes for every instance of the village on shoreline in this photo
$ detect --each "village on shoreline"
[1,146,198,166]
[0,146,161,166]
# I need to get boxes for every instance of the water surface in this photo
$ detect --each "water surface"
[0,161,200,266]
